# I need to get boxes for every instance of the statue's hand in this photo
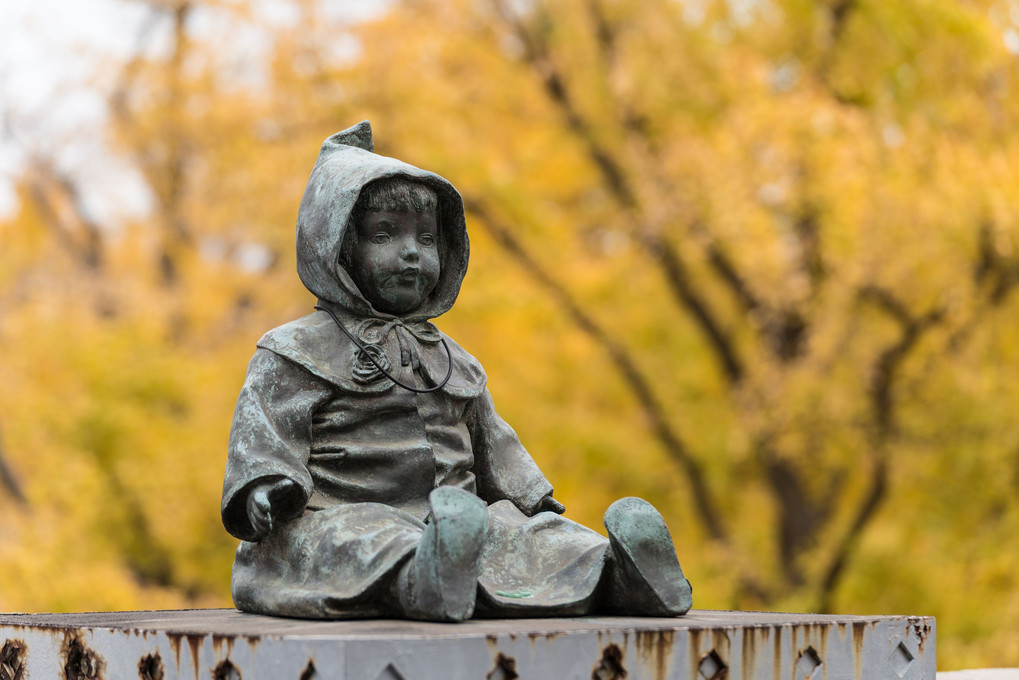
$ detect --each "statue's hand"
[246,479,297,540]
[246,483,275,541]
[537,494,566,515]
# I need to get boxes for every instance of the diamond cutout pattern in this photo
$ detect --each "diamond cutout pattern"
[0,640,27,680]
[376,663,407,680]
[889,641,915,678]
[795,646,822,680]
[698,650,728,680]
[487,652,520,680]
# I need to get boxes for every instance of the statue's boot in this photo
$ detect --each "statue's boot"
[398,486,490,622]
[602,497,693,616]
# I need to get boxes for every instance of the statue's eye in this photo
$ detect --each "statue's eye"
[419,233,435,246]
[369,232,391,244]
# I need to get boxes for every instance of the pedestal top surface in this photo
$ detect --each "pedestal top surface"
[0,608,936,679]
[0,607,927,639]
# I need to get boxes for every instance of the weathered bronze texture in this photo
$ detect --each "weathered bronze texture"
[221,121,693,621]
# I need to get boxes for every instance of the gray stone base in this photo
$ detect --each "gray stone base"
[0,608,934,679]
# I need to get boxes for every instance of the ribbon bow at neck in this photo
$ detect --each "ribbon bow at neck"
[355,318,440,371]
[314,305,453,392]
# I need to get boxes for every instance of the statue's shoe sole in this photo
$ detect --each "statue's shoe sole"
[603,497,692,616]
[411,486,489,622]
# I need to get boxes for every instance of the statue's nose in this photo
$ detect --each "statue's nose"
[400,238,420,261]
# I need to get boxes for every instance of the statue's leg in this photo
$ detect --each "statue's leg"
[395,486,489,622]
[601,497,693,616]
[474,500,609,617]
[232,504,424,619]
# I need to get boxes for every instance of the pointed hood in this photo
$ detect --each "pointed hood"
[295,120,469,321]
[259,122,486,399]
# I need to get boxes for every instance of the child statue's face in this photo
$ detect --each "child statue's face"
[349,209,440,315]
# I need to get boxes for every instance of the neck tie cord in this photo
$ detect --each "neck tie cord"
[314,304,454,393]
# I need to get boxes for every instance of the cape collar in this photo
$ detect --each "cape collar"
[256,310,487,398]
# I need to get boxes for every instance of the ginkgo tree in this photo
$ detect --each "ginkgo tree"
[1,0,1019,668]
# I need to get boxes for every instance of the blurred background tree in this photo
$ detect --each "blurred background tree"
[2,0,1019,668]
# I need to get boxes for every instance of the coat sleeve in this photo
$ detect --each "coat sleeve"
[468,388,554,515]
[221,348,335,541]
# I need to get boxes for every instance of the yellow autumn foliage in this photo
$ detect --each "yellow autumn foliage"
[2,0,1019,669]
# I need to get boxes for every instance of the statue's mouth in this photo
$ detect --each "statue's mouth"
[392,268,421,284]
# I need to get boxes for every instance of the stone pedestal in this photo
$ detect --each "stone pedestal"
[0,608,934,679]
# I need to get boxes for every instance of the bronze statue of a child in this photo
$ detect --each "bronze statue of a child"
[221,121,693,621]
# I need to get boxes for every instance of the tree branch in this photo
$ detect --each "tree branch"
[465,197,730,543]
[0,423,26,505]
[25,160,104,271]
[975,222,1019,305]
[493,0,637,209]
[816,286,945,608]
[756,437,839,588]
[584,0,652,139]
[816,0,868,106]
[816,456,886,611]
[642,234,745,383]
[794,206,826,288]
[705,243,762,315]
[495,0,749,385]
[586,0,616,67]
[828,0,859,47]
[156,1,194,286]
[110,1,194,286]
[859,286,944,432]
